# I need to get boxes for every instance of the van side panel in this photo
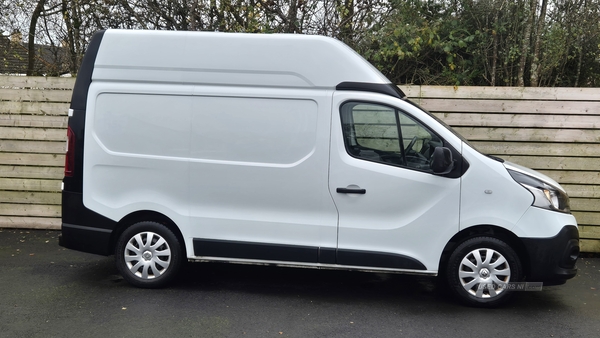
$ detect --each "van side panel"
[186,88,339,258]
[81,82,338,260]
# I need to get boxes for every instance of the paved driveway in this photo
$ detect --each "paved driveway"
[1,229,599,337]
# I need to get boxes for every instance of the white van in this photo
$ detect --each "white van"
[60,29,579,307]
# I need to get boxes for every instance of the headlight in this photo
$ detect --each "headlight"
[507,169,571,213]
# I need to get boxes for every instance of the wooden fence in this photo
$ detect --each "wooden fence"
[0,76,599,251]
[0,76,71,229]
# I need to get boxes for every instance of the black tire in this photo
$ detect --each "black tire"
[446,236,522,307]
[115,221,183,288]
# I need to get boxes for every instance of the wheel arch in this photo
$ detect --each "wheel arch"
[110,210,186,256]
[439,225,530,279]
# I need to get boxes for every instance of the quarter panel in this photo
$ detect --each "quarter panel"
[82,83,193,235]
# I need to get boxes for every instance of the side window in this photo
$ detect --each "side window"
[340,102,443,172]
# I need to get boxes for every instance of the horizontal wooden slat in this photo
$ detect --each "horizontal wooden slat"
[563,185,600,198]
[0,126,67,141]
[0,101,69,115]
[402,85,600,101]
[454,127,600,143]
[0,216,60,229]
[537,171,600,185]
[424,99,600,115]
[0,165,64,179]
[0,178,61,192]
[435,113,600,129]
[579,226,600,239]
[0,153,65,166]
[0,114,67,128]
[0,191,61,205]
[471,142,600,157]
[0,140,66,154]
[0,203,60,217]
[0,165,63,179]
[0,75,75,89]
[580,239,600,252]
[570,198,600,212]
[572,211,600,225]
[0,88,72,103]
[398,85,420,98]
[501,156,600,171]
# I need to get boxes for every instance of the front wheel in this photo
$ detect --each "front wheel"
[115,221,183,288]
[446,236,522,307]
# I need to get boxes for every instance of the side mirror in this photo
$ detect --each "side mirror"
[431,147,455,175]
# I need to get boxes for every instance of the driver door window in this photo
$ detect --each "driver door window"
[340,102,442,172]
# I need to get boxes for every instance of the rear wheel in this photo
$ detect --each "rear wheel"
[446,236,522,307]
[115,221,183,288]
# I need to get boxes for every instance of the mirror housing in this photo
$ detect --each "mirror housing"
[431,147,455,175]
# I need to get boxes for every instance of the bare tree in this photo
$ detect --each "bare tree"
[27,0,46,75]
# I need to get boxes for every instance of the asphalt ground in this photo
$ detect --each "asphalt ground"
[1,229,600,338]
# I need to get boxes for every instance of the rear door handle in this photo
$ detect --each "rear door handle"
[336,188,366,194]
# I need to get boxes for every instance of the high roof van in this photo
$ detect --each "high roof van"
[60,29,579,307]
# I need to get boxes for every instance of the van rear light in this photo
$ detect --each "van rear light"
[65,126,75,177]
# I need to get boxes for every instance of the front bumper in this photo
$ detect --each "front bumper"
[521,225,579,285]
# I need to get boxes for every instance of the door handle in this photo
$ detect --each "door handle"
[336,187,366,194]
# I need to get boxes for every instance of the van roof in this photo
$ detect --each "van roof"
[92,29,392,89]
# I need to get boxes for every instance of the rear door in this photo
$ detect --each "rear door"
[329,92,461,271]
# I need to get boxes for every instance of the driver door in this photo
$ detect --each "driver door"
[329,92,461,271]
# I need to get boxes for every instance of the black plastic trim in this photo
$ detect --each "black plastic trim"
[70,30,105,111]
[319,247,336,264]
[336,82,406,99]
[193,239,426,270]
[60,190,118,256]
[62,190,117,231]
[337,249,427,270]
[63,30,105,194]
[522,225,579,283]
[194,239,318,263]
[60,223,113,256]
[486,154,505,163]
